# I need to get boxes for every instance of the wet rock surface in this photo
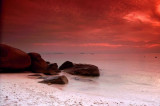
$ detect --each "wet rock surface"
[64,64,100,76]
[39,75,68,84]
[59,61,74,70]
[44,63,60,75]
[28,52,48,73]
[0,44,31,71]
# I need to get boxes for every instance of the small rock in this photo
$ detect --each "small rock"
[38,76,48,79]
[44,63,60,75]
[59,61,74,70]
[28,74,42,76]
[46,61,50,65]
[39,75,68,84]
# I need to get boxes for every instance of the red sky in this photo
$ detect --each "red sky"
[1,0,160,53]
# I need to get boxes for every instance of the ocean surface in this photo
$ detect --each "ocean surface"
[42,53,160,103]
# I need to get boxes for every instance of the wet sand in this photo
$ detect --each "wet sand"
[0,73,158,106]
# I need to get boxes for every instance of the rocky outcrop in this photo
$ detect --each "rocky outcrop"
[0,44,100,79]
[28,53,48,73]
[59,61,74,70]
[39,75,68,84]
[0,44,31,70]
[64,64,100,76]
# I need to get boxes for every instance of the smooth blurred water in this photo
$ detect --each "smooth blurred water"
[42,53,160,103]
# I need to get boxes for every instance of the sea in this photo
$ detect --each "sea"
[42,53,160,104]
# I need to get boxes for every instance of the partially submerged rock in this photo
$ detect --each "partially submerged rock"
[28,52,48,73]
[46,61,50,65]
[28,74,42,76]
[0,44,31,70]
[59,61,74,70]
[64,64,100,76]
[37,76,48,79]
[28,74,43,79]
[44,63,60,75]
[39,75,68,84]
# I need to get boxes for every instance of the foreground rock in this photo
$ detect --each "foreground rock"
[64,64,100,76]
[28,53,48,73]
[39,75,68,84]
[0,44,31,70]
[59,61,74,70]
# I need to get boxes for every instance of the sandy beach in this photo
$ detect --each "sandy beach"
[1,0,160,105]
[0,73,159,106]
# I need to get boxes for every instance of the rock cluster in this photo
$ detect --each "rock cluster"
[0,44,100,84]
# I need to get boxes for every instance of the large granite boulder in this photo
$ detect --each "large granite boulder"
[39,75,68,84]
[59,61,74,70]
[0,44,31,70]
[28,52,48,73]
[64,64,100,76]
[44,63,60,75]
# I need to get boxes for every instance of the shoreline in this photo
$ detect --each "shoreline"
[0,73,159,106]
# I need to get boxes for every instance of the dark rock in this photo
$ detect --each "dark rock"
[39,75,68,84]
[28,74,43,79]
[0,69,30,73]
[49,63,58,70]
[44,63,60,75]
[59,61,74,70]
[28,52,48,73]
[43,73,52,75]
[28,74,42,76]
[0,44,31,70]
[38,76,48,79]
[37,75,54,79]
[46,61,50,65]
[64,64,100,76]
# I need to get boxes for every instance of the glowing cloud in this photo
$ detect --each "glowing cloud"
[147,44,160,48]
[157,4,160,14]
[123,12,160,26]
